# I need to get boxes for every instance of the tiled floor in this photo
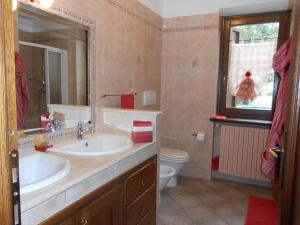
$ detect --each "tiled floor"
[158,176,272,225]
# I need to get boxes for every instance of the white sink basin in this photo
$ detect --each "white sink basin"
[49,134,133,156]
[19,152,71,195]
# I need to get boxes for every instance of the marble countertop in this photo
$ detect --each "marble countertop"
[20,128,157,225]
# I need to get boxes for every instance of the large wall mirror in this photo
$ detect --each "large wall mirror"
[15,3,95,137]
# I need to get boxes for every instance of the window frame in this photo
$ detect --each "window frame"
[217,11,291,121]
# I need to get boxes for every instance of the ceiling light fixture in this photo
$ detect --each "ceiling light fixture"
[38,0,54,8]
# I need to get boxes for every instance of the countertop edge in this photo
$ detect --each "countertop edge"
[21,142,157,225]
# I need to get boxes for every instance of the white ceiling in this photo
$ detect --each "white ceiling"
[138,0,163,16]
[138,0,291,18]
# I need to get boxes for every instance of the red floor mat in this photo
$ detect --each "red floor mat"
[244,196,278,225]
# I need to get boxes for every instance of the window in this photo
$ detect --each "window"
[218,11,291,120]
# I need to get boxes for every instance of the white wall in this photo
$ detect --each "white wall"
[220,1,291,16]
[138,0,163,16]
[161,0,290,18]
[138,0,290,18]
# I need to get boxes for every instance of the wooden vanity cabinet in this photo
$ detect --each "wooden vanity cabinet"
[40,156,157,225]
[75,184,123,225]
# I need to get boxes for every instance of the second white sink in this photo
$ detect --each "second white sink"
[49,134,133,156]
[20,152,71,195]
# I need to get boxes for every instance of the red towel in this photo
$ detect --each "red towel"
[133,121,152,127]
[121,94,135,109]
[261,37,292,179]
[132,121,153,143]
[15,52,30,130]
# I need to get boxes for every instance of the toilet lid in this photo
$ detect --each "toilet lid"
[160,147,189,161]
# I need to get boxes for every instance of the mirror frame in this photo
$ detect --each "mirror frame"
[17,0,96,146]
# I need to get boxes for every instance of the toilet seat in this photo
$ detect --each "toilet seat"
[160,147,189,162]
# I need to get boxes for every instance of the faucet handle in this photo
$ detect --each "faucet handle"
[46,123,55,132]
[53,119,61,131]
[77,121,85,127]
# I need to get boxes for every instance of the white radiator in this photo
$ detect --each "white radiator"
[219,125,270,182]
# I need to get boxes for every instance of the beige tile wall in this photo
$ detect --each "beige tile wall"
[52,0,162,110]
[161,14,220,180]
[17,0,162,143]
[28,0,220,180]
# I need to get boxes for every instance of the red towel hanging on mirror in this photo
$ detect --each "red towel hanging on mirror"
[235,71,257,103]
[15,51,30,130]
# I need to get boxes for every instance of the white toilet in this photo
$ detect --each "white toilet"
[159,165,176,191]
[160,147,190,187]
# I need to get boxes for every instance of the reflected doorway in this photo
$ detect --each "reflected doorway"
[19,41,68,129]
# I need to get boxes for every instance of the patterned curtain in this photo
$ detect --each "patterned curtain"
[228,41,277,96]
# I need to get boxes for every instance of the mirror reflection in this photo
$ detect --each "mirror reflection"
[15,4,90,134]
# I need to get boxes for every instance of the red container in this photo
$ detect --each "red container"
[121,94,135,109]
[131,121,153,143]
[41,112,53,133]
[34,145,53,152]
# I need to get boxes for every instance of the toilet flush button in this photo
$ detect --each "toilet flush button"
[143,91,156,106]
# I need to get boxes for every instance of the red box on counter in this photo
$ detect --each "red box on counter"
[41,112,53,133]
[121,94,135,109]
[131,121,153,143]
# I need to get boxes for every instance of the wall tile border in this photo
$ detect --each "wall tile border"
[163,25,219,33]
[107,0,162,31]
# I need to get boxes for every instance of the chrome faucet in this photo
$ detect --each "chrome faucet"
[46,119,61,132]
[77,121,85,140]
[77,121,93,140]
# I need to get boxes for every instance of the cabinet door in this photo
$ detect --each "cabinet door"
[77,184,123,225]
[126,185,156,225]
[125,161,156,205]
[137,210,156,225]
[59,216,76,225]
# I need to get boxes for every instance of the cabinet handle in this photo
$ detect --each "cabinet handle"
[141,179,145,187]
[80,216,88,225]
